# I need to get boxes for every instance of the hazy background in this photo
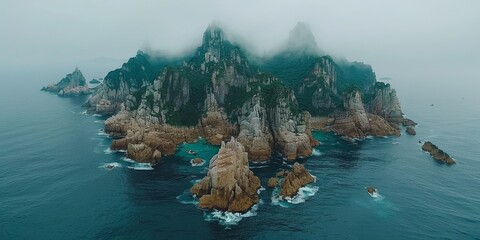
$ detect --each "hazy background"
[1,0,479,106]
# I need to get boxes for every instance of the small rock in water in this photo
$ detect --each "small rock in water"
[367,186,377,195]
[421,141,455,165]
[406,126,416,135]
[267,177,278,188]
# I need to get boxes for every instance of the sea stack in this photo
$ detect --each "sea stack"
[280,162,315,198]
[41,67,90,96]
[191,137,261,213]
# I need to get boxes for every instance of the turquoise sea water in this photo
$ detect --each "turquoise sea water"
[1,70,480,239]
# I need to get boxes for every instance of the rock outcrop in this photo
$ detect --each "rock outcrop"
[367,82,404,124]
[42,67,90,96]
[406,126,416,135]
[280,163,315,198]
[327,90,399,139]
[422,141,455,165]
[127,143,161,164]
[190,138,261,213]
[267,177,279,188]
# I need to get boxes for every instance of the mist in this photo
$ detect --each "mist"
[1,0,479,103]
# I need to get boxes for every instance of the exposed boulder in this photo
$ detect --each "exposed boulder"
[280,163,315,198]
[422,141,455,165]
[191,137,261,213]
[406,126,416,135]
[127,143,160,164]
[267,177,279,188]
[191,158,204,165]
[42,67,90,96]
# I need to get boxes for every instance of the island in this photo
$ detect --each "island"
[42,67,90,96]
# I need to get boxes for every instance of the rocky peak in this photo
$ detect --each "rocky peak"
[285,22,320,55]
[202,23,226,48]
[41,67,89,96]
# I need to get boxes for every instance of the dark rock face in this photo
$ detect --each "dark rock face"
[422,141,455,165]
[406,126,416,135]
[280,163,315,198]
[191,138,261,213]
[42,67,90,96]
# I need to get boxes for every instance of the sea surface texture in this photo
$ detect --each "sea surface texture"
[1,71,479,239]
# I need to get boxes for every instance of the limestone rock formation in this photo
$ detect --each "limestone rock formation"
[422,141,455,165]
[42,67,90,96]
[237,102,273,162]
[191,137,261,213]
[367,82,404,123]
[280,163,315,198]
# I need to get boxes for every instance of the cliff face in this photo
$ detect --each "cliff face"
[191,137,261,213]
[85,22,407,163]
[366,82,404,124]
[326,90,399,139]
[42,67,90,96]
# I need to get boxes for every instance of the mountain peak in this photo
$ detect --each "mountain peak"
[285,22,320,55]
[202,22,226,46]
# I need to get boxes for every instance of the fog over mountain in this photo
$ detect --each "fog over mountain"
[1,0,479,101]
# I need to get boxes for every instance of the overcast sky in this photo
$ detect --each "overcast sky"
[1,0,479,98]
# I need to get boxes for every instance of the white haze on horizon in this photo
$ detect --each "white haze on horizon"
[0,0,479,104]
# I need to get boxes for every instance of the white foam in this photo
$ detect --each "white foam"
[204,202,260,227]
[104,148,113,154]
[97,129,109,137]
[81,110,87,115]
[312,149,322,156]
[99,162,121,170]
[284,186,319,204]
[104,148,126,154]
[94,120,104,123]
[190,159,206,167]
[128,163,154,171]
[92,114,101,117]
[121,157,136,163]
[392,142,400,145]
[257,186,265,194]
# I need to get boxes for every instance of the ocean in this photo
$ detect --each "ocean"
[1,68,479,240]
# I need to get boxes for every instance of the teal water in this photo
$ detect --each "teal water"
[1,69,480,239]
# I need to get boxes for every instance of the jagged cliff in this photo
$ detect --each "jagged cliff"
[42,67,90,96]
[85,22,407,163]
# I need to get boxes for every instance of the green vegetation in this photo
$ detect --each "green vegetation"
[336,61,376,94]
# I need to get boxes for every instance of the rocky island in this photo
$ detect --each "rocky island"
[422,141,455,165]
[42,67,90,96]
[83,22,411,164]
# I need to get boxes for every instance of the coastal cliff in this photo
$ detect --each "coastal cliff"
[84,22,407,163]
